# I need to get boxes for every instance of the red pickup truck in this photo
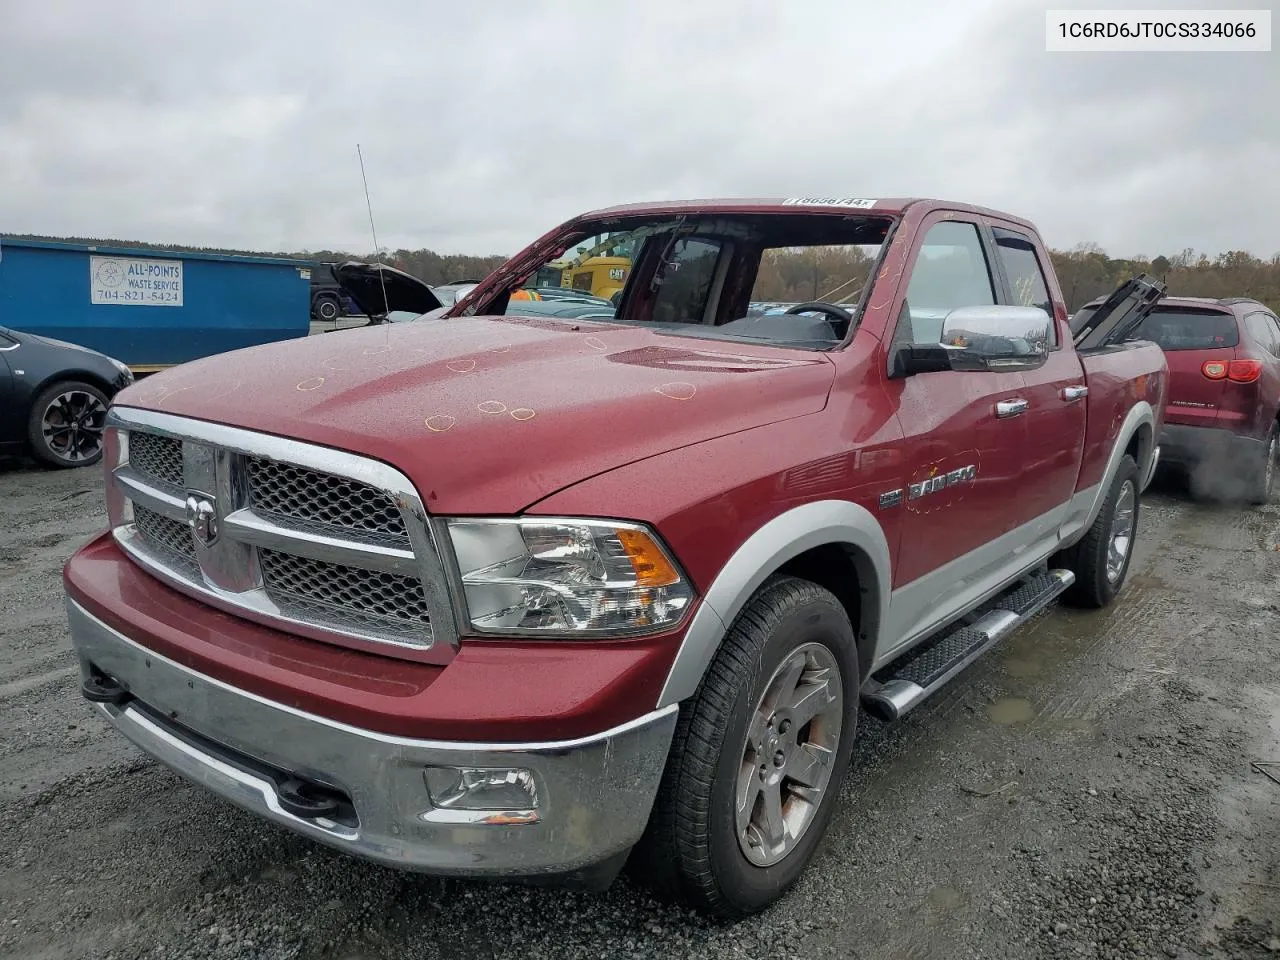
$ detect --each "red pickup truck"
[64,198,1168,918]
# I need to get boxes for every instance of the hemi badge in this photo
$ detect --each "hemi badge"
[879,489,904,509]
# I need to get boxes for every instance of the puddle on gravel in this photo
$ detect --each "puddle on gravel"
[996,570,1179,685]
[1048,717,1102,736]
[926,885,963,910]
[986,697,1035,724]
[1002,656,1042,679]
[1126,573,1169,592]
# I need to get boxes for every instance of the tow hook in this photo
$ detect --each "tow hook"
[81,672,130,705]
[277,778,343,821]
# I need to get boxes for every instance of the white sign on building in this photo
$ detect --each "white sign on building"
[90,255,184,307]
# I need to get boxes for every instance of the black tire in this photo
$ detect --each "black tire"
[314,295,340,322]
[1246,422,1278,505]
[1057,454,1140,608]
[27,380,111,469]
[633,576,859,918]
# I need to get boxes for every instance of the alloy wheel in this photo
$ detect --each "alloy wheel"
[1105,479,1137,583]
[41,390,107,464]
[735,641,843,867]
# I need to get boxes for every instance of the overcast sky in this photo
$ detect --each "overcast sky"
[1,0,1274,259]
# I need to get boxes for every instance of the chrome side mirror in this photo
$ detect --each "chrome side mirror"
[940,305,1051,371]
[893,305,1052,377]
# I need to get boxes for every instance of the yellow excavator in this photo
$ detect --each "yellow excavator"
[533,233,634,302]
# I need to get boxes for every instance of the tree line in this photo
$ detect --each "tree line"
[8,233,1278,314]
[1049,244,1280,313]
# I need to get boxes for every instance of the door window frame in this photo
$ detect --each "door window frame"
[882,213,999,371]
[1245,311,1280,357]
[987,225,1060,348]
[1263,313,1280,356]
[1244,312,1274,358]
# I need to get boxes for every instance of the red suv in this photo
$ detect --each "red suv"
[1074,295,1280,502]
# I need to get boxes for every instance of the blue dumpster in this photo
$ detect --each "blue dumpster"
[0,238,312,371]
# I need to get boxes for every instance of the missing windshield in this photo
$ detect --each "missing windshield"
[498,213,892,349]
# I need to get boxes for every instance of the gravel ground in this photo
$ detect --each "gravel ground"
[0,457,1277,960]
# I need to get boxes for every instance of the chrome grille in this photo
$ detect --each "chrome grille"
[247,457,407,539]
[135,504,197,563]
[106,409,454,661]
[129,432,184,489]
[260,550,430,640]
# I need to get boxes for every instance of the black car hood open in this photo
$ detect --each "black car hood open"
[331,261,442,318]
[1071,274,1167,350]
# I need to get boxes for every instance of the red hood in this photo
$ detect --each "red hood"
[115,316,835,513]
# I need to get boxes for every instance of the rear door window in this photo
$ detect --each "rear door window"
[1264,314,1280,356]
[1245,312,1280,357]
[1132,309,1239,350]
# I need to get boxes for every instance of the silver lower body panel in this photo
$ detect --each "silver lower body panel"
[66,599,677,879]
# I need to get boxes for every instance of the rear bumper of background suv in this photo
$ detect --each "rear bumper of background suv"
[67,597,678,882]
[1158,422,1265,469]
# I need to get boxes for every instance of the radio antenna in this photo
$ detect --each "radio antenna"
[357,143,391,318]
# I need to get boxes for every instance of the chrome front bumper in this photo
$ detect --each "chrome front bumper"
[66,599,677,880]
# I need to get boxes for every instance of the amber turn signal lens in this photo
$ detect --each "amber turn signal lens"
[1201,361,1227,380]
[616,529,681,587]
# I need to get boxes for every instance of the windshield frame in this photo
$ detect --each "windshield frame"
[454,212,899,353]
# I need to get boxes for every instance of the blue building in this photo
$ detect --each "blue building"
[0,238,313,371]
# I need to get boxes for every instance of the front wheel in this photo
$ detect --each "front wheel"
[634,576,858,917]
[314,295,340,322]
[1057,453,1140,608]
[27,380,110,468]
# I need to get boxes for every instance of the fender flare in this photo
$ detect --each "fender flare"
[1063,400,1155,546]
[1086,400,1155,527]
[655,499,892,709]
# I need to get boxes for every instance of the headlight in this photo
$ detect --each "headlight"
[109,357,134,382]
[445,518,693,636]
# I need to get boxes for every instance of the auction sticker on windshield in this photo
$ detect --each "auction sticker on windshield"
[90,255,184,307]
[781,198,878,208]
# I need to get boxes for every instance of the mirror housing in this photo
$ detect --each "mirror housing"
[450,283,479,305]
[893,305,1052,377]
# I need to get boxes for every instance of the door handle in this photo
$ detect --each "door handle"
[995,398,1028,418]
[1061,384,1089,402]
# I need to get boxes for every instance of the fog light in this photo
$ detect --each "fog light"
[423,766,539,821]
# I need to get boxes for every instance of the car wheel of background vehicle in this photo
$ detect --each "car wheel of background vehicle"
[632,575,858,918]
[1057,453,1140,608]
[1246,422,1278,505]
[314,295,340,322]
[27,380,110,469]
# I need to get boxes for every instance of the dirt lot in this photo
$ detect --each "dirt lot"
[1,458,1277,960]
